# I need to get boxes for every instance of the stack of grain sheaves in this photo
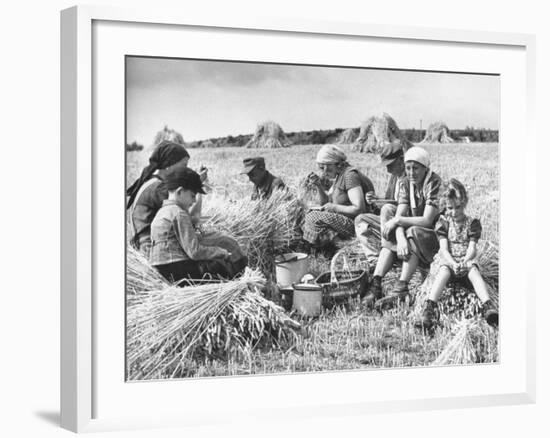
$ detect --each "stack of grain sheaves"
[126,262,301,380]
[126,189,307,379]
[432,316,498,366]
[202,189,306,277]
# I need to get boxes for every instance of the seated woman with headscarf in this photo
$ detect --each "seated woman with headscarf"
[302,144,375,249]
[126,140,205,258]
[364,146,442,310]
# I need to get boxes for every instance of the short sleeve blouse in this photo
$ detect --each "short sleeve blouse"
[397,171,442,217]
[331,167,374,207]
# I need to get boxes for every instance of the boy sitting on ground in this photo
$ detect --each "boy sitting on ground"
[149,166,247,283]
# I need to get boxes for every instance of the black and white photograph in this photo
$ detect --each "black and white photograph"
[125,56,500,381]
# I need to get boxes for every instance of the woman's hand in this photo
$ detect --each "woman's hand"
[321,203,339,213]
[457,261,469,276]
[396,234,410,260]
[365,191,376,204]
[198,165,209,183]
[382,218,398,240]
[451,261,462,276]
[307,172,322,187]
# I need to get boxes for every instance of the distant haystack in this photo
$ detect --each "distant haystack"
[421,122,454,143]
[153,125,185,147]
[245,121,290,149]
[337,128,357,145]
[200,139,216,148]
[353,113,412,153]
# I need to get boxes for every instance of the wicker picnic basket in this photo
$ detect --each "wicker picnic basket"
[315,247,370,304]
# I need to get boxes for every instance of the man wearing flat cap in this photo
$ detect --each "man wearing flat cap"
[370,142,406,212]
[354,143,406,256]
[241,157,286,201]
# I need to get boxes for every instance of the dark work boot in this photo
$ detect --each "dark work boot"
[362,275,383,308]
[482,301,499,328]
[415,299,440,331]
[375,280,410,311]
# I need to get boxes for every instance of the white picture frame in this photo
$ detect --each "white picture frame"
[60,5,536,433]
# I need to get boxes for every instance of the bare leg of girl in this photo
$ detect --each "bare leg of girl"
[469,266,498,327]
[428,266,452,301]
[468,266,490,303]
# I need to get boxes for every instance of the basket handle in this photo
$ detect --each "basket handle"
[330,248,355,284]
[330,248,344,284]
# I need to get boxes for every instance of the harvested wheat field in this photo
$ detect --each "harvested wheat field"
[126,142,499,380]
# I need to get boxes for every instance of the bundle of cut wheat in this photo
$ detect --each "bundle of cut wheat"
[127,246,171,303]
[475,239,499,291]
[200,139,216,148]
[412,239,499,318]
[421,121,454,144]
[432,317,498,366]
[353,113,412,154]
[127,268,301,380]
[245,121,290,149]
[203,190,305,276]
[152,125,185,147]
[337,128,358,145]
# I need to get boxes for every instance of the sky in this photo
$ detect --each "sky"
[126,56,499,145]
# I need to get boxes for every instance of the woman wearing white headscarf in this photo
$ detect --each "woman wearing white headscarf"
[364,146,442,310]
[302,144,375,249]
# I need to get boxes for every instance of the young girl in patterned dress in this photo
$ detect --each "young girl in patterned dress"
[417,179,498,329]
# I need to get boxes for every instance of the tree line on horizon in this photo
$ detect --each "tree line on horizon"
[126,126,499,151]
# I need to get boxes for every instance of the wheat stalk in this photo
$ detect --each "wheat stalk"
[127,268,300,380]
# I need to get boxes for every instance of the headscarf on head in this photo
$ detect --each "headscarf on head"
[126,140,190,208]
[404,146,432,211]
[316,144,348,165]
[404,146,430,168]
